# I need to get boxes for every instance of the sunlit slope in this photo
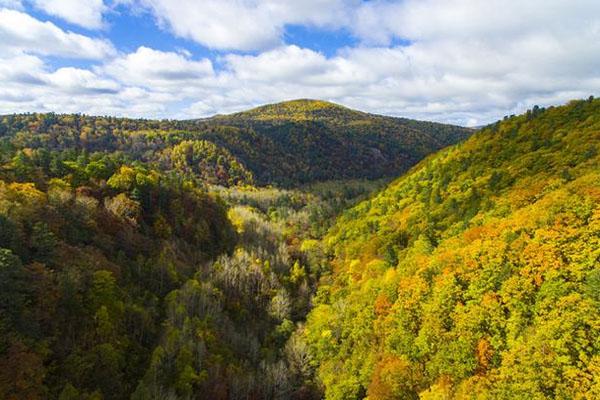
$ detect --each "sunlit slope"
[305,98,600,399]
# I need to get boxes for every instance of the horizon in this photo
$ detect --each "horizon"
[0,96,585,128]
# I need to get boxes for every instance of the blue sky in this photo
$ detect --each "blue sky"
[1,0,599,126]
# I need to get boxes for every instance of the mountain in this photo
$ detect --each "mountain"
[2,99,458,399]
[213,99,470,147]
[201,99,473,185]
[304,97,600,399]
[0,100,471,188]
[2,97,596,400]
[0,108,382,398]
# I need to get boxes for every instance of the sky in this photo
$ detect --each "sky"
[1,1,600,126]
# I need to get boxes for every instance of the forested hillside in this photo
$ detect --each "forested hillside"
[0,159,237,398]
[304,98,600,399]
[0,99,471,187]
[205,99,472,185]
[0,101,393,399]
[2,97,596,400]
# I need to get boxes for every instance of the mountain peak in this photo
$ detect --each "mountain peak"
[249,98,349,112]
[220,98,365,122]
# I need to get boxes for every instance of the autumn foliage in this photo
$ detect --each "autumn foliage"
[305,98,600,399]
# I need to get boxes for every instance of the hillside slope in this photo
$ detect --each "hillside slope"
[0,100,471,188]
[0,101,402,398]
[203,99,472,185]
[304,98,600,399]
[0,160,238,399]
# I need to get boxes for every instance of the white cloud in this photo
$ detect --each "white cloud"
[350,0,600,45]
[0,53,46,93]
[0,45,215,119]
[225,45,330,83]
[134,0,350,51]
[0,9,115,59]
[0,52,172,117]
[102,46,214,88]
[46,67,120,94]
[29,0,106,29]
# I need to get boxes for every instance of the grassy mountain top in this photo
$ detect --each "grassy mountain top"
[304,97,600,399]
[220,99,346,119]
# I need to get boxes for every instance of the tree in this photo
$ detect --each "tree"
[104,193,141,225]
[29,222,56,262]
[0,249,30,329]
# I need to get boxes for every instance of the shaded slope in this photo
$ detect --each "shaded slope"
[201,99,473,185]
[304,98,600,399]
[0,161,237,399]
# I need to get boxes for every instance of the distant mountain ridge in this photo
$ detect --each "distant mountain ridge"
[198,99,473,185]
[1,99,473,186]
[210,99,471,146]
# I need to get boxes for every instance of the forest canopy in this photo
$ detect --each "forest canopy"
[304,97,600,399]
[0,99,471,187]
[0,97,598,399]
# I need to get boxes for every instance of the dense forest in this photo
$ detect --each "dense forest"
[0,129,381,398]
[0,99,471,187]
[0,97,598,400]
[206,100,472,185]
[304,97,600,399]
[0,100,401,399]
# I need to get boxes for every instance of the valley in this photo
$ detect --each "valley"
[0,98,598,400]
